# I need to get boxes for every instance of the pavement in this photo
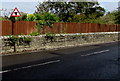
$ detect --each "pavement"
[1,41,120,80]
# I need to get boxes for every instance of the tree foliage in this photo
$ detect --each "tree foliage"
[0,17,6,21]
[99,11,116,24]
[94,11,119,24]
[26,14,36,21]
[72,10,119,24]
[35,1,105,22]
[16,12,27,21]
[73,13,86,22]
[34,12,59,32]
[114,11,120,24]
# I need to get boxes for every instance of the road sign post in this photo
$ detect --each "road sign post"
[10,8,21,52]
[10,8,21,35]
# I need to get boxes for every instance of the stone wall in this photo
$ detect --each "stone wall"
[1,32,119,54]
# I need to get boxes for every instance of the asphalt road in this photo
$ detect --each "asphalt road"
[1,41,120,80]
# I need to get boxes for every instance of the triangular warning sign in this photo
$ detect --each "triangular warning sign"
[11,8,21,17]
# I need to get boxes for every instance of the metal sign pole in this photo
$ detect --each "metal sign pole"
[12,21,14,35]
[10,17,15,35]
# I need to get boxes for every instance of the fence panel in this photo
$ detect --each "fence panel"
[51,23,60,33]
[116,24,120,31]
[0,21,2,36]
[28,21,37,34]
[14,21,36,35]
[2,21,12,36]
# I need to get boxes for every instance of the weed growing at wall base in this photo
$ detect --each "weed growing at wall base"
[4,35,32,52]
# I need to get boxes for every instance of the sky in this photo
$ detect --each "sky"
[0,0,120,16]
[0,0,120,2]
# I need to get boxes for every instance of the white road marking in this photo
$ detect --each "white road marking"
[81,50,110,56]
[0,60,60,74]
[0,70,11,73]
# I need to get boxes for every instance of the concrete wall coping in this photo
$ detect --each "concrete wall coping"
[0,32,119,39]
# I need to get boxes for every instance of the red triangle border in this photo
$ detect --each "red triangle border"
[11,8,21,17]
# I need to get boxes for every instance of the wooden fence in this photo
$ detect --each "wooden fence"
[1,21,37,36]
[40,23,120,34]
[1,21,120,36]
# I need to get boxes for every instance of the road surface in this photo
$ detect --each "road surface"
[1,41,120,80]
